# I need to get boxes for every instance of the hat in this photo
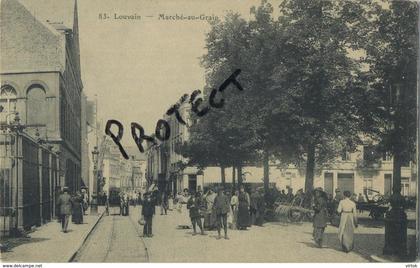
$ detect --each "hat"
[314,187,323,192]
[63,186,69,192]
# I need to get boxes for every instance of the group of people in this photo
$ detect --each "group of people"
[178,185,266,239]
[56,187,89,233]
[312,187,358,253]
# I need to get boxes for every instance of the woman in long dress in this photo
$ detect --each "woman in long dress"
[71,192,84,224]
[337,190,358,252]
[230,191,239,229]
[237,185,250,230]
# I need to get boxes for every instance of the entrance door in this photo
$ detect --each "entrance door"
[324,172,334,195]
[337,173,355,194]
[188,175,197,192]
[384,174,392,196]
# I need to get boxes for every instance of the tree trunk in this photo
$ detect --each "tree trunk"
[263,151,270,193]
[232,166,236,190]
[392,147,402,195]
[237,165,243,190]
[221,166,226,187]
[305,144,315,192]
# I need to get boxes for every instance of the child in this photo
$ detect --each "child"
[187,192,205,235]
[141,192,155,237]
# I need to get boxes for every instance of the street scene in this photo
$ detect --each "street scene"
[0,0,419,264]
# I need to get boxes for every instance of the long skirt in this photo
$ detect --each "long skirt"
[338,213,355,252]
[230,207,238,230]
[72,204,83,224]
[237,205,250,228]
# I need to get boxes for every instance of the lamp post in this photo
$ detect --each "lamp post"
[90,146,99,215]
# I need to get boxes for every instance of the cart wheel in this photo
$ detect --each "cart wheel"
[371,210,383,220]
[288,209,303,222]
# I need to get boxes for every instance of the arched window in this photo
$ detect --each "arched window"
[0,85,18,124]
[27,85,47,125]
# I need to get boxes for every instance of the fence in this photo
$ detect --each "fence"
[0,131,59,237]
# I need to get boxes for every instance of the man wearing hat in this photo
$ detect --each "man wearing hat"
[213,187,230,239]
[141,192,155,237]
[312,187,328,247]
[57,187,73,233]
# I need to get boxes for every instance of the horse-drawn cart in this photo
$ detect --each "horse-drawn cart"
[356,190,389,220]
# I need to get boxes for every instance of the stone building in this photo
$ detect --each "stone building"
[0,0,84,192]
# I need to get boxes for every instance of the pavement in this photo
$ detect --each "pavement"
[0,207,104,263]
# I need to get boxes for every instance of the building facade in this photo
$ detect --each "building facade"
[1,0,83,193]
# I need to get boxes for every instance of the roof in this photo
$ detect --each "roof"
[18,0,77,30]
[0,0,65,73]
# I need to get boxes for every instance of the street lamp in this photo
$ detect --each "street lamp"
[90,146,99,215]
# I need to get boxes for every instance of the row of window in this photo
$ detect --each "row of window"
[341,146,400,163]
[0,84,48,126]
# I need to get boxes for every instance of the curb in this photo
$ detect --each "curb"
[67,211,105,262]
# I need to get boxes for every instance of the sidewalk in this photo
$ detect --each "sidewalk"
[0,207,104,263]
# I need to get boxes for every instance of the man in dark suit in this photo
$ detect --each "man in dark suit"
[141,192,155,237]
[213,187,230,240]
[312,187,328,247]
[57,187,72,233]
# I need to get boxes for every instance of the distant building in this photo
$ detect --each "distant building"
[145,98,415,197]
[102,140,147,195]
[1,0,84,193]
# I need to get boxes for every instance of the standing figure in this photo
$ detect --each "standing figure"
[141,193,155,237]
[237,185,250,230]
[71,191,84,224]
[213,187,230,240]
[286,187,294,202]
[255,188,265,226]
[249,189,259,225]
[230,191,239,230]
[160,192,169,215]
[337,190,358,252]
[187,192,205,235]
[312,187,329,248]
[204,188,217,230]
[57,187,73,233]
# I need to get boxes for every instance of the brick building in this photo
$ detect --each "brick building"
[0,0,84,192]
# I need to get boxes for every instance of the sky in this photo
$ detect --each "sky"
[77,0,269,145]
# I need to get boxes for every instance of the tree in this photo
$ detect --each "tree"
[362,0,418,195]
[269,0,369,191]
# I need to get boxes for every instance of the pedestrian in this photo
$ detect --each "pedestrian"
[250,189,258,225]
[160,191,169,215]
[312,187,328,248]
[230,190,239,230]
[204,188,217,230]
[337,190,358,253]
[213,187,230,240]
[357,193,364,213]
[237,185,250,230]
[334,188,344,202]
[187,192,205,235]
[255,188,265,226]
[57,187,72,233]
[168,192,174,211]
[141,192,155,237]
[286,187,294,202]
[71,191,84,224]
[104,192,109,216]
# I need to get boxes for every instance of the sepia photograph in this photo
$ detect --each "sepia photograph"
[0,0,419,265]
